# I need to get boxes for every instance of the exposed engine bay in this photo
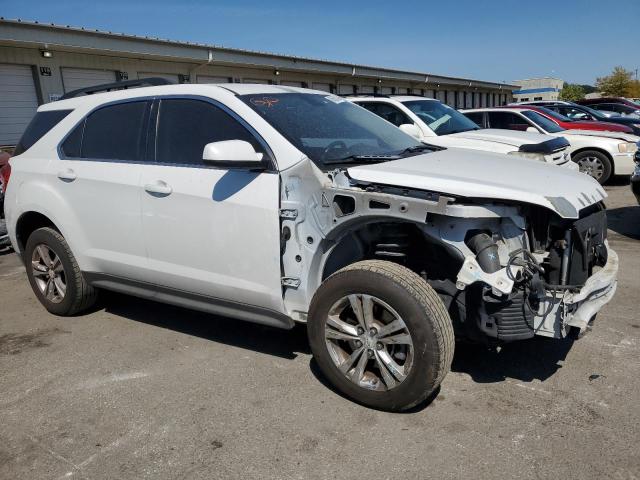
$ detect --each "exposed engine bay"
[279,158,618,342]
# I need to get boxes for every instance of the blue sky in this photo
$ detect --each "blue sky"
[2,0,638,85]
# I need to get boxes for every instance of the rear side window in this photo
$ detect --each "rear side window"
[155,98,265,166]
[356,102,411,127]
[14,110,72,156]
[487,112,530,131]
[61,101,150,161]
[463,111,484,126]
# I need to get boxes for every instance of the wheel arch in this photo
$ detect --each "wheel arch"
[15,210,62,254]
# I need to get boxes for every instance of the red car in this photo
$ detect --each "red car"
[500,105,634,134]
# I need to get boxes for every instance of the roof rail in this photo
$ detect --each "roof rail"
[59,77,174,100]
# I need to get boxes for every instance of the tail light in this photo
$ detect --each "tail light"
[0,163,10,191]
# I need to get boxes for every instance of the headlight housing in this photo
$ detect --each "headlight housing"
[618,142,639,153]
[509,151,546,162]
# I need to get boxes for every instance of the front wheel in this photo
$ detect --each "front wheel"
[573,150,612,184]
[308,260,454,411]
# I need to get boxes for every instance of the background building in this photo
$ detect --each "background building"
[512,77,564,102]
[0,19,516,146]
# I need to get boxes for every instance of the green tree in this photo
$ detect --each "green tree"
[596,66,634,96]
[559,83,585,101]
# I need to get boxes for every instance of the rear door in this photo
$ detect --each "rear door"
[55,100,150,278]
[139,97,283,312]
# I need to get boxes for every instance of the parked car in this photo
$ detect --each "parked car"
[501,105,634,134]
[347,96,575,169]
[577,98,640,118]
[543,103,640,136]
[4,83,618,411]
[462,107,639,183]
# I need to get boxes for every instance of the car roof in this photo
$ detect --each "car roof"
[38,83,329,111]
[347,95,436,102]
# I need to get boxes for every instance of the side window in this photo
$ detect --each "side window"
[155,99,266,166]
[14,110,72,156]
[356,102,411,127]
[488,112,530,131]
[463,111,484,127]
[560,107,591,120]
[81,101,149,161]
[61,122,83,158]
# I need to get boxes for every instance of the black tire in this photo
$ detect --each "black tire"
[308,260,454,411]
[572,150,612,184]
[24,227,97,316]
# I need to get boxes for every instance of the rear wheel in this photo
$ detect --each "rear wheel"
[573,150,612,184]
[24,227,97,316]
[308,260,454,411]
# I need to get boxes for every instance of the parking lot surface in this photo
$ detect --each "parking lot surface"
[1,182,639,480]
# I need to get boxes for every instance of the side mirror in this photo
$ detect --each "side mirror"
[202,140,266,169]
[526,126,539,134]
[399,123,422,140]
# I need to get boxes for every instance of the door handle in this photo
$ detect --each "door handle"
[57,169,77,182]
[144,181,172,196]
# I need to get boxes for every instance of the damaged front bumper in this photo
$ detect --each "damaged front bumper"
[456,242,619,340]
[534,243,618,338]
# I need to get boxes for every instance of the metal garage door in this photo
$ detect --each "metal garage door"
[312,83,332,92]
[0,64,39,146]
[243,78,270,84]
[379,87,393,95]
[280,81,304,87]
[197,75,232,83]
[62,68,116,93]
[338,84,355,95]
[360,86,375,94]
[138,72,180,84]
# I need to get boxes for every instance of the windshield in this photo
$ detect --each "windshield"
[521,110,566,133]
[239,93,424,167]
[402,100,480,135]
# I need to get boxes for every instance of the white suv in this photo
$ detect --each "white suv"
[4,83,618,411]
[347,96,576,169]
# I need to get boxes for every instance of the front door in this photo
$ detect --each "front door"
[139,97,284,313]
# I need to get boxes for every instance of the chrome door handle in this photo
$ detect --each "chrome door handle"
[144,181,172,196]
[57,169,77,181]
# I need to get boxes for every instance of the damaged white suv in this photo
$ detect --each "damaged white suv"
[4,83,618,411]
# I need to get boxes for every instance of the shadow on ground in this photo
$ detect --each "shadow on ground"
[103,292,310,360]
[451,336,574,383]
[102,290,575,412]
[606,205,640,240]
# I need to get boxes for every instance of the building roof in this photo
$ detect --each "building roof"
[0,18,518,90]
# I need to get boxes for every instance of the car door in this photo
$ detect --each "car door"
[56,100,150,278]
[138,97,284,313]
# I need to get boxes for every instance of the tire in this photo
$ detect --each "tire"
[24,227,97,316]
[308,260,454,411]
[572,150,612,184]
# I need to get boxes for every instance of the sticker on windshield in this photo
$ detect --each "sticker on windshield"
[325,95,345,104]
[250,97,280,107]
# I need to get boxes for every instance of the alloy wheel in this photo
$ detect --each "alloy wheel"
[577,155,605,180]
[324,294,414,391]
[31,244,66,303]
